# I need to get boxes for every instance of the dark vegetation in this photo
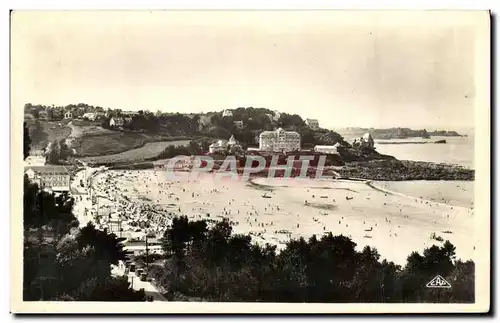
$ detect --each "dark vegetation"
[337,146,396,163]
[26,104,471,182]
[151,141,207,160]
[23,127,146,301]
[23,124,474,302]
[23,122,31,160]
[339,159,475,181]
[24,119,70,151]
[25,103,106,120]
[99,107,349,149]
[28,104,350,157]
[153,216,474,303]
[46,139,74,165]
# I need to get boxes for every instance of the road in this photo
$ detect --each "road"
[71,164,168,301]
[111,263,167,302]
[128,273,168,302]
[70,167,93,227]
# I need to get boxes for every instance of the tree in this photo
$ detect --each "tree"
[188,141,202,155]
[398,241,460,302]
[76,223,127,266]
[73,276,146,301]
[446,260,474,302]
[24,215,143,301]
[46,140,61,164]
[200,139,211,152]
[278,113,305,129]
[44,139,73,164]
[209,127,231,139]
[154,217,475,303]
[58,139,73,161]
[29,120,48,149]
[24,122,31,159]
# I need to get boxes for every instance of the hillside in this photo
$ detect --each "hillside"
[26,103,474,183]
[24,118,72,150]
[203,107,349,148]
[26,105,351,158]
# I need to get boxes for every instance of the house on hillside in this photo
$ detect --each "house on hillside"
[38,110,49,121]
[64,111,73,119]
[306,118,320,129]
[24,149,46,167]
[353,132,375,149]
[273,111,281,121]
[228,134,238,146]
[222,109,233,117]
[122,111,139,116]
[209,134,241,154]
[314,142,342,154]
[109,117,124,128]
[209,140,228,154]
[233,120,244,129]
[82,112,97,121]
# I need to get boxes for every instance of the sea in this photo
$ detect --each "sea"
[340,134,474,169]
[339,132,475,208]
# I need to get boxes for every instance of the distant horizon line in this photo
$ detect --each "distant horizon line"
[329,125,475,131]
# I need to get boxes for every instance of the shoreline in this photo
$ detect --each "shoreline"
[376,141,446,145]
[249,176,473,209]
[88,157,475,182]
[72,168,476,266]
[339,159,474,181]
[365,181,472,210]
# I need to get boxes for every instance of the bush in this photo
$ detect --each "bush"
[155,217,475,303]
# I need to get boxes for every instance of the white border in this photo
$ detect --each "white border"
[4,2,496,318]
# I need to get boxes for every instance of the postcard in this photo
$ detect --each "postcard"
[11,10,490,314]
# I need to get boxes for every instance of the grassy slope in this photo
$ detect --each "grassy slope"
[72,132,149,157]
[80,139,191,165]
[25,119,72,149]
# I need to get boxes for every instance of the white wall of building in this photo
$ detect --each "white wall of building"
[24,156,46,167]
[314,145,338,154]
[259,128,301,152]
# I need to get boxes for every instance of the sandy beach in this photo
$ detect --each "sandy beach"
[75,168,477,266]
[373,180,474,209]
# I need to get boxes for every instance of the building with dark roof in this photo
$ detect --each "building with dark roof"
[24,165,71,192]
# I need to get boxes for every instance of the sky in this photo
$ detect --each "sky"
[11,11,488,129]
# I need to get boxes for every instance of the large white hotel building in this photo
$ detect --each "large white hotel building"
[259,128,301,152]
